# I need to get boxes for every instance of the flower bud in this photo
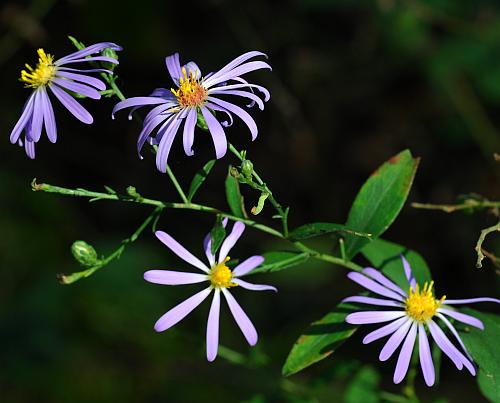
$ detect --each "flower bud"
[102,47,119,71]
[71,240,99,268]
[241,159,254,180]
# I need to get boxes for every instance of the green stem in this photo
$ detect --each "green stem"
[411,200,500,213]
[166,165,189,204]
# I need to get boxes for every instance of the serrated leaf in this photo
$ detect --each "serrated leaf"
[288,222,372,241]
[210,215,226,256]
[361,238,432,289]
[251,251,309,274]
[187,160,216,201]
[459,309,500,402]
[344,150,419,259]
[282,302,358,376]
[225,167,248,219]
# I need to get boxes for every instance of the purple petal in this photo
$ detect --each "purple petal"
[347,272,405,302]
[233,278,277,292]
[56,70,106,90]
[341,296,403,308]
[346,311,406,325]
[206,289,221,362]
[442,297,500,305]
[10,92,35,143]
[39,88,57,143]
[201,106,227,159]
[232,255,264,277]
[28,89,44,142]
[183,61,202,79]
[137,113,173,158]
[427,319,475,374]
[363,316,409,344]
[24,139,36,159]
[155,113,184,173]
[112,97,169,118]
[205,102,233,127]
[222,288,258,345]
[143,270,208,285]
[208,83,270,102]
[418,323,435,386]
[362,267,407,297]
[57,67,113,74]
[204,61,271,88]
[56,56,119,66]
[155,231,209,273]
[208,89,265,110]
[165,53,183,84]
[438,308,484,330]
[52,78,101,99]
[436,313,474,362]
[49,84,93,124]
[393,323,417,384]
[56,42,121,64]
[207,97,258,140]
[379,318,413,361]
[204,51,267,86]
[401,255,416,291]
[154,287,212,332]
[218,221,245,262]
[182,108,197,156]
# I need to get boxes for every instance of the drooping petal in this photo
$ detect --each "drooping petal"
[436,313,474,362]
[24,138,36,159]
[182,108,197,156]
[379,318,413,361]
[232,255,264,277]
[207,83,270,102]
[165,53,183,84]
[401,255,416,291]
[155,113,184,173]
[55,42,121,64]
[201,106,227,159]
[154,287,212,332]
[183,61,202,79]
[442,297,500,305]
[206,289,221,362]
[218,221,245,262]
[341,296,403,308]
[57,66,113,74]
[39,87,57,143]
[49,84,93,124]
[418,323,435,386]
[10,92,35,143]
[346,311,406,325]
[393,322,417,384]
[203,218,229,267]
[222,288,258,345]
[233,278,277,292]
[427,320,476,374]
[362,267,407,297]
[204,61,271,88]
[438,308,484,330]
[27,89,44,142]
[347,272,405,302]
[56,56,119,66]
[203,51,267,86]
[55,70,106,90]
[112,97,169,118]
[207,89,265,110]
[363,316,409,344]
[143,270,208,285]
[137,113,173,158]
[207,97,258,140]
[205,102,233,127]
[155,231,209,273]
[52,77,101,99]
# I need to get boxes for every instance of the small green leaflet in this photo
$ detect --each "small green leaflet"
[250,251,309,274]
[344,149,419,260]
[187,160,216,202]
[288,222,372,241]
[225,167,248,219]
[210,215,226,255]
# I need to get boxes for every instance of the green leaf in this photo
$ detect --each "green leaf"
[68,35,86,50]
[187,160,216,202]
[210,215,226,256]
[288,222,372,241]
[225,167,248,219]
[459,309,500,402]
[344,150,419,259]
[251,251,309,274]
[344,366,381,403]
[282,302,358,376]
[361,238,432,289]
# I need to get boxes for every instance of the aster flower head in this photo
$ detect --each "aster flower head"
[112,51,271,172]
[343,257,500,386]
[144,220,276,361]
[10,42,122,158]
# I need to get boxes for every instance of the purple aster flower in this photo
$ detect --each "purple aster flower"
[144,220,276,361]
[112,51,271,172]
[10,42,122,158]
[343,257,500,386]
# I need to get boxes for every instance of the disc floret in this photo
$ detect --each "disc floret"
[405,281,445,322]
[171,67,207,107]
[20,49,57,88]
[209,257,237,289]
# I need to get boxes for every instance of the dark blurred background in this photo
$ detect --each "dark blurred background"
[1,0,499,402]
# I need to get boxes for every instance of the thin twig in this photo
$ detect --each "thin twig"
[411,200,500,213]
[475,221,500,268]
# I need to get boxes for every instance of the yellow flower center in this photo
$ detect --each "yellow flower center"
[171,67,207,108]
[405,281,445,322]
[209,257,237,289]
[20,49,57,88]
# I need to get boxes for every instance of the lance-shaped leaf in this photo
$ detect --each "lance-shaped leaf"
[459,309,500,402]
[361,238,432,289]
[210,215,226,255]
[288,222,372,241]
[225,167,248,219]
[282,302,359,376]
[344,150,419,259]
[251,251,309,274]
[187,160,216,202]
